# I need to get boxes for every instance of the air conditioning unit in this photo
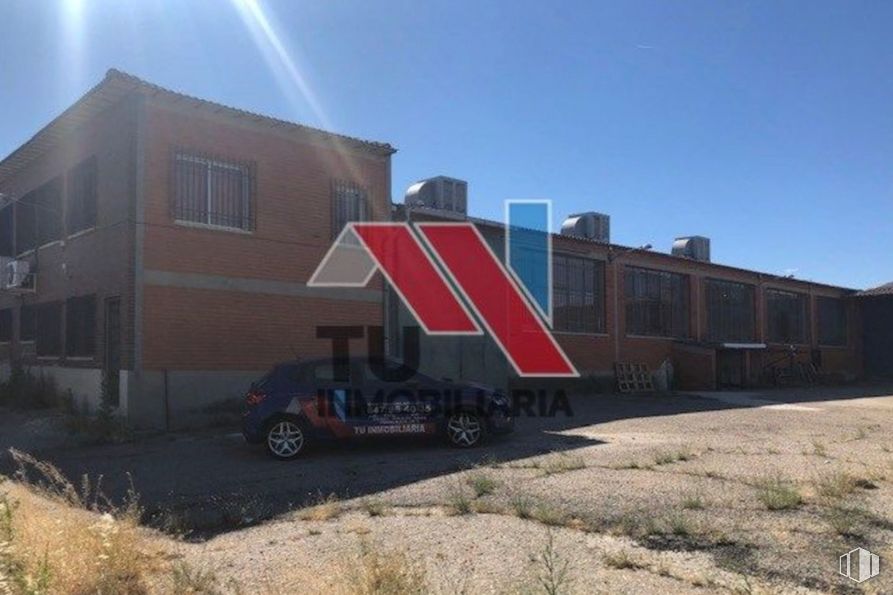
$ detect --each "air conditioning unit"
[404,176,468,216]
[560,212,610,243]
[5,260,35,292]
[672,236,711,262]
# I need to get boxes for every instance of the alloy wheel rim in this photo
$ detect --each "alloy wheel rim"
[268,421,304,457]
[447,413,481,446]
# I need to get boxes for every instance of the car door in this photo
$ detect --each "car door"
[307,359,361,439]
[361,362,437,438]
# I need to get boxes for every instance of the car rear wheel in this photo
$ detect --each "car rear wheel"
[266,418,306,460]
[446,411,484,448]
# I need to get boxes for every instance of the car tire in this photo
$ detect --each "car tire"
[265,417,308,460]
[446,410,486,448]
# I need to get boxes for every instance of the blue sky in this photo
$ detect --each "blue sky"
[1,0,890,289]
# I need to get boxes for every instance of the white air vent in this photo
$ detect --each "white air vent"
[672,236,711,262]
[560,212,610,243]
[5,260,35,292]
[404,176,468,216]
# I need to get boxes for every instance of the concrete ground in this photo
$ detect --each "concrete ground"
[1,383,891,593]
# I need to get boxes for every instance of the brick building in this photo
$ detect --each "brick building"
[0,70,394,428]
[0,70,863,429]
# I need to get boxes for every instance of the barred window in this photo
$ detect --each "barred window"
[0,205,12,257]
[35,302,62,357]
[332,181,369,241]
[706,279,756,342]
[66,156,97,234]
[20,304,36,342]
[766,289,809,344]
[553,254,605,333]
[66,295,96,357]
[0,309,12,342]
[173,151,254,231]
[625,267,689,338]
[817,296,847,346]
[16,176,63,253]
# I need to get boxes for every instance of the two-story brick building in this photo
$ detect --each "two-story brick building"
[0,69,864,430]
[0,69,394,428]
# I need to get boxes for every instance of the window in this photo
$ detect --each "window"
[35,302,62,357]
[16,177,62,253]
[766,289,809,344]
[66,156,97,234]
[553,254,605,333]
[706,279,756,342]
[0,205,12,257]
[625,267,689,338]
[20,304,36,342]
[66,295,96,357]
[817,296,847,346]
[332,180,369,240]
[0,309,11,342]
[173,151,254,231]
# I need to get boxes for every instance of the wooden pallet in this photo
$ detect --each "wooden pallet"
[615,362,654,393]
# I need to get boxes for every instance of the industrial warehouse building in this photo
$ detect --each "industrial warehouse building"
[0,70,868,428]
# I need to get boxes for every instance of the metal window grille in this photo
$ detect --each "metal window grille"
[0,206,12,257]
[331,180,369,241]
[35,302,62,357]
[766,289,809,344]
[66,156,98,234]
[817,297,847,346]
[66,295,96,357]
[706,279,756,342]
[0,309,12,342]
[172,150,255,231]
[553,254,605,333]
[625,266,690,338]
[16,176,63,254]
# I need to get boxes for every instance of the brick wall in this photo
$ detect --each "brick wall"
[139,99,391,372]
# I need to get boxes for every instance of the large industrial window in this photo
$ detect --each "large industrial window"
[66,156,98,235]
[332,180,369,240]
[706,279,756,342]
[817,296,847,346]
[0,205,12,257]
[16,176,63,253]
[0,309,12,342]
[173,151,254,231]
[766,289,809,344]
[553,254,605,333]
[625,267,689,338]
[66,295,96,357]
[35,302,62,357]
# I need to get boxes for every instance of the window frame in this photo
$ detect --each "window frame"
[765,288,810,345]
[35,301,62,358]
[66,156,98,237]
[552,253,605,334]
[172,150,255,233]
[0,308,12,343]
[65,294,97,359]
[624,266,690,339]
[816,296,848,347]
[331,180,370,241]
[705,278,757,343]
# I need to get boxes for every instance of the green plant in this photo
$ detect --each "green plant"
[541,453,586,475]
[170,561,222,594]
[466,471,499,497]
[510,493,534,519]
[445,480,473,515]
[346,541,427,595]
[602,549,643,570]
[755,476,802,511]
[362,499,388,517]
[681,492,705,510]
[534,530,572,595]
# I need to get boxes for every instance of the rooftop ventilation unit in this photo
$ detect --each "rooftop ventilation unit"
[404,176,468,216]
[672,236,711,262]
[560,212,610,243]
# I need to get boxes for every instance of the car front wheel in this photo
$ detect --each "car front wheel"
[265,418,306,460]
[446,411,485,448]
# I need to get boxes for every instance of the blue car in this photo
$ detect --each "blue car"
[242,358,514,459]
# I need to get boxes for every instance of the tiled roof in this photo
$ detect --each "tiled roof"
[0,68,395,184]
[856,282,893,297]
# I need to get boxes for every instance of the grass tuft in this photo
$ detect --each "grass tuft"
[297,492,342,522]
[755,476,802,511]
[466,471,499,497]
